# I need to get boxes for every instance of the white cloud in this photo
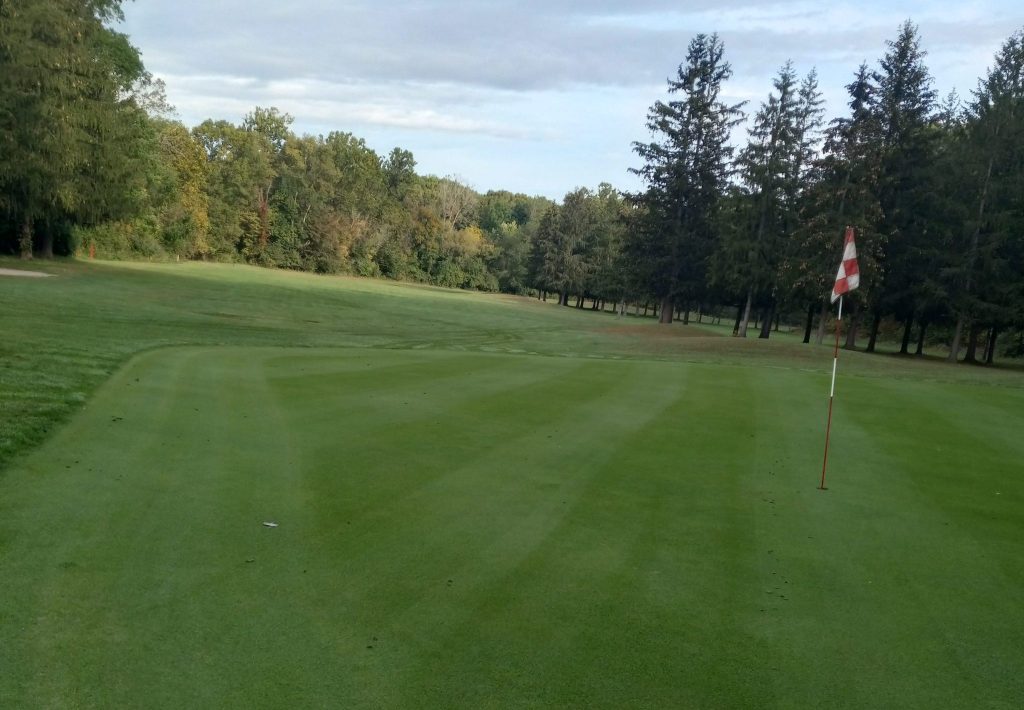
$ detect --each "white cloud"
[122,0,1024,198]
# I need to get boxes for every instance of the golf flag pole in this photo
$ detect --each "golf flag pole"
[820,227,860,490]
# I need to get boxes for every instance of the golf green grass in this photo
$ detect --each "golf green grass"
[1,259,1023,707]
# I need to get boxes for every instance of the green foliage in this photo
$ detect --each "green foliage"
[628,33,745,315]
[74,219,161,260]
[784,64,884,316]
[0,0,153,257]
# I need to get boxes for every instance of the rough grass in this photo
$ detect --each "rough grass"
[1,258,1023,708]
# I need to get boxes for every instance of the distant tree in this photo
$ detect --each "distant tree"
[478,191,538,293]
[585,184,629,309]
[239,107,294,260]
[383,148,417,203]
[539,189,593,305]
[529,206,564,302]
[437,176,478,231]
[153,120,211,258]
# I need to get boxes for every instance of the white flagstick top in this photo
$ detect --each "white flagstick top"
[830,296,842,398]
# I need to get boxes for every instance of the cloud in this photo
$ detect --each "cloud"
[125,1,1020,94]
[120,0,1024,198]
[156,73,550,141]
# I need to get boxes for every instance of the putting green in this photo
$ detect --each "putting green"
[2,344,1022,707]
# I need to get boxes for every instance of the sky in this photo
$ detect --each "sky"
[120,1,1024,200]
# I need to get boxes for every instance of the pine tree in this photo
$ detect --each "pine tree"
[866,20,938,351]
[947,29,1024,362]
[629,34,744,324]
[790,64,884,346]
[732,62,818,338]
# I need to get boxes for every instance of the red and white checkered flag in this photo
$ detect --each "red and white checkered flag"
[830,227,860,303]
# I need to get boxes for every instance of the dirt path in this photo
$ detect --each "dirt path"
[0,268,51,278]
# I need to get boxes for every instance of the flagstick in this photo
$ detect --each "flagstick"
[819,296,843,491]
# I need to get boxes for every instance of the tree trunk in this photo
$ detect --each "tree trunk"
[949,150,998,362]
[915,321,928,356]
[39,223,54,259]
[659,295,674,324]
[899,316,913,355]
[964,323,983,364]
[575,295,583,309]
[948,315,965,362]
[732,304,743,336]
[863,310,879,352]
[843,303,860,350]
[758,299,775,339]
[19,216,33,260]
[803,303,815,343]
[773,311,780,332]
[682,306,690,325]
[258,192,270,250]
[697,304,703,324]
[815,300,828,345]
[738,288,753,337]
[643,303,649,317]
[985,327,999,365]
[559,290,569,306]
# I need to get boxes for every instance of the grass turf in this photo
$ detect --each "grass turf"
[1,258,1023,707]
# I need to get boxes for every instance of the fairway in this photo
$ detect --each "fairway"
[2,304,1023,707]
[6,1,1024,705]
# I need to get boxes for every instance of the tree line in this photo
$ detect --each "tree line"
[2,3,1022,363]
[627,24,1024,364]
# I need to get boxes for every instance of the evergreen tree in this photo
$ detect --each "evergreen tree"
[866,20,938,351]
[790,64,884,346]
[731,62,821,338]
[946,29,1024,362]
[629,34,744,324]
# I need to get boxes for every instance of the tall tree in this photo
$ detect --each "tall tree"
[0,0,152,257]
[548,188,596,306]
[866,20,938,352]
[731,62,822,338]
[629,33,744,324]
[946,29,1024,362]
[789,64,883,346]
